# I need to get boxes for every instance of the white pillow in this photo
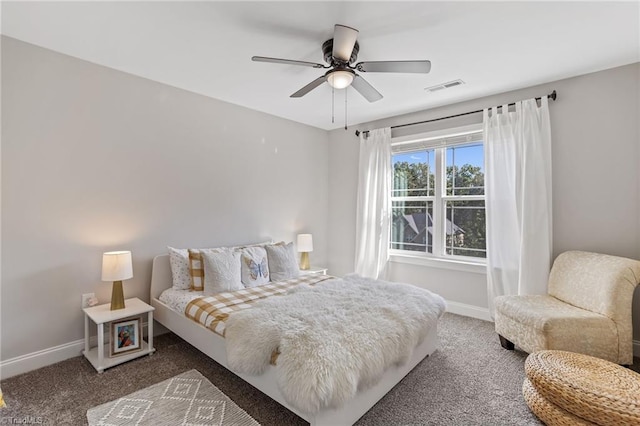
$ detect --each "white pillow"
[202,249,244,295]
[168,247,191,290]
[265,242,300,282]
[240,246,270,287]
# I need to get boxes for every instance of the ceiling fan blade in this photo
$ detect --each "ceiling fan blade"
[252,56,326,69]
[356,60,432,74]
[290,75,328,98]
[351,74,383,102]
[332,24,359,62]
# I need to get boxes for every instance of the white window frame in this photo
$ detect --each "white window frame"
[389,124,486,273]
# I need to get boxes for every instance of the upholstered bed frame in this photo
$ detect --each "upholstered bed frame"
[150,254,439,426]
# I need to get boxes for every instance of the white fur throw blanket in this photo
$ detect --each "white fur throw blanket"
[224,274,446,414]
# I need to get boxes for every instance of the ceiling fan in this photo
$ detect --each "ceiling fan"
[252,24,431,102]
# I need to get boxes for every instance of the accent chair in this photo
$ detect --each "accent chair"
[494,250,640,365]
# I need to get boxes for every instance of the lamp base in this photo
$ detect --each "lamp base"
[110,280,125,310]
[300,252,310,270]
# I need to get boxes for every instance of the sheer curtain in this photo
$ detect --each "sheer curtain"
[354,127,392,279]
[484,97,552,314]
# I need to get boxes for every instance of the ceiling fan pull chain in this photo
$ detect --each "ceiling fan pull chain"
[332,86,335,124]
[344,88,348,130]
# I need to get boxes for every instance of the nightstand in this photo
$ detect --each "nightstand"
[83,297,155,373]
[299,266,328,275]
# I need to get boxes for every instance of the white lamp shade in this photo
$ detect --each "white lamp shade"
[101,251,133,281]
[297,234,314,252]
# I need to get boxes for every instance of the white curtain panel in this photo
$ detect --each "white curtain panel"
[484,97,552,315]
[354,127,392,279]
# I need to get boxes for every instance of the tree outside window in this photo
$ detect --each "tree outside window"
[391,139,486,260]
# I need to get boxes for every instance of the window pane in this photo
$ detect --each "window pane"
[446,143,484,196]
[391,200,433,253]
[445,200,486,258]
[392,150,435,197]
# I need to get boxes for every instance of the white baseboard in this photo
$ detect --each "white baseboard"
[0,338,86,380]
[445,300,493,322]
[0,322,154,380]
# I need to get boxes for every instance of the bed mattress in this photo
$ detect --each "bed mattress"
[151,253,443,424]
[158,288,203,314]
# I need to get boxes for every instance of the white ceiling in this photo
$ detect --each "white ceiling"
[2,1,639,130]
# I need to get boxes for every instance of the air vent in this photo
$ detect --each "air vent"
[425,79,465,93]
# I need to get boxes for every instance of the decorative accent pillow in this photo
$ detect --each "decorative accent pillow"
[188,241,272,291]
[265,242,300,282]
[168,247,191,290]
[202,250,244,295]
[188,248,224,291]
[240,246,270,287]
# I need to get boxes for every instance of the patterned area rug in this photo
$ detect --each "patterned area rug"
[86,369,259,426]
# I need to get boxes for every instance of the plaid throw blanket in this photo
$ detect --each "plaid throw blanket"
[185,274,334,337]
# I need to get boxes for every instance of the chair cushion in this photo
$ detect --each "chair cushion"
[495,295,610,331]
[494,295,619,362]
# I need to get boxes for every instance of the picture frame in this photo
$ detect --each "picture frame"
[110,316,142,357]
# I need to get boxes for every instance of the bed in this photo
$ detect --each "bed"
[150,254,441,426]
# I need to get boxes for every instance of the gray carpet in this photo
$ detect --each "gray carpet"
[2,313,638,425]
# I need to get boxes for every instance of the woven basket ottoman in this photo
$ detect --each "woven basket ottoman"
[523,350,640,426]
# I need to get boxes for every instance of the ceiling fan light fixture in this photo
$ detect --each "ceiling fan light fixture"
[327,70,354,89]
[254,24,429,103]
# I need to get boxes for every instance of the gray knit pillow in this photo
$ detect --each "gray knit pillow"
[265,242,300,282]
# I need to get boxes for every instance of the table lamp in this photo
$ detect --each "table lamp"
[297,234,313,270]
[102,251,133,310]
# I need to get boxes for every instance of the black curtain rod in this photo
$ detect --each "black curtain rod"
[355,90,557,137]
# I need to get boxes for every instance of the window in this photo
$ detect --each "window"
[390,126,486,261]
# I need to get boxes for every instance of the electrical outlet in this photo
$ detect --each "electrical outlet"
[82,293,96,308]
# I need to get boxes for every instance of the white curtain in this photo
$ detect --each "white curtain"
[484,97,552,314]
[355,127,392,279]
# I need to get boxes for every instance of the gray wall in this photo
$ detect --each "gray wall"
[1,37,329,360]
[328,63,640,336]
[2,35,639,363]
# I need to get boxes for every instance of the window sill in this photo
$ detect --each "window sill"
[389,254,487,274]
